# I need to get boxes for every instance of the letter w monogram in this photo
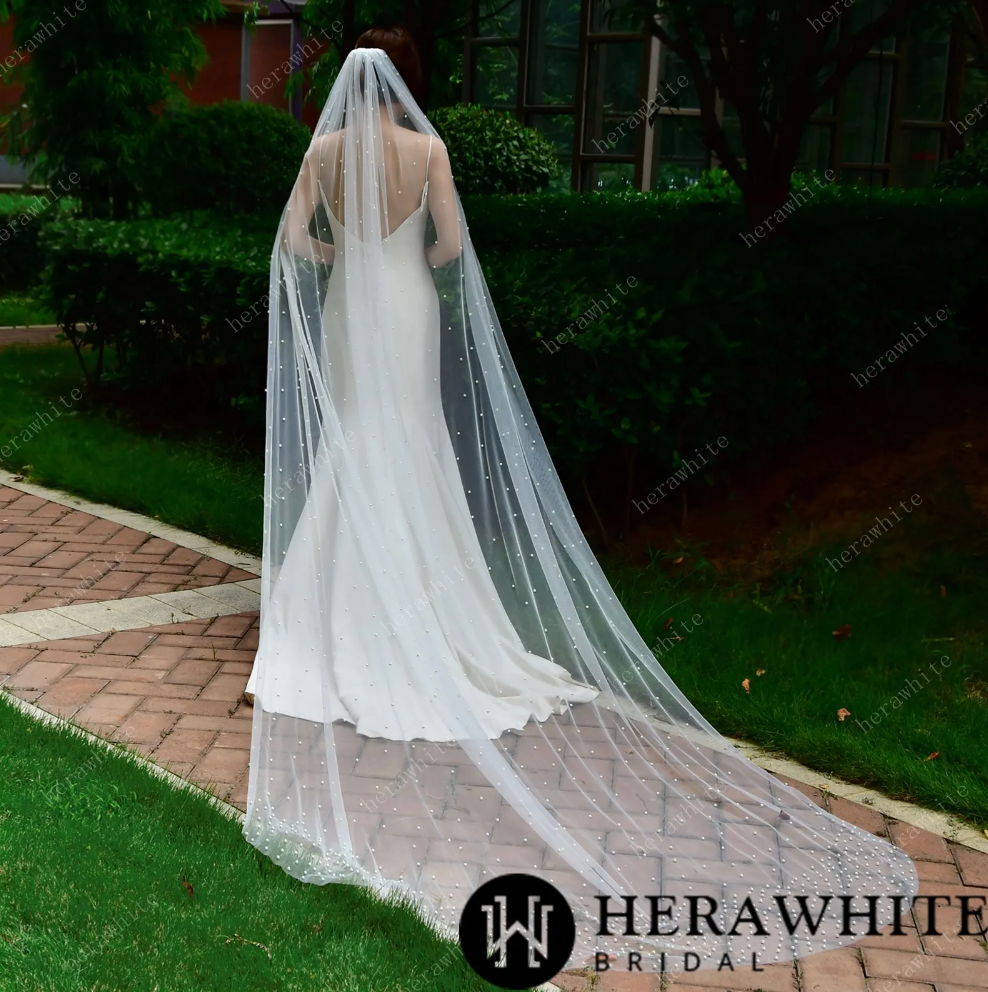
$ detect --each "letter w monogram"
[483,895,553,968]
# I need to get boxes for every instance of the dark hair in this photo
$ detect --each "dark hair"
[354,26,425,106]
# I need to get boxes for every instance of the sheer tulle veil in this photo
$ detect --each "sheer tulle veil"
[243,45,917,967]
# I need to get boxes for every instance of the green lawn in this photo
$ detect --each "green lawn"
[0,291,56,327]
[0,694,503,992]
[1,342,987,832]
[613,533,988,831]
[0,344,262,553]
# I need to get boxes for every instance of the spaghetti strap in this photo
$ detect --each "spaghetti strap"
[420,135,434,208]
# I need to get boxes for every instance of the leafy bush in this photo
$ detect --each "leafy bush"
[0,0,223,219]
[40,187,988,494]
[0,192,75,293]
[935,130,988,189]
[139,102,313,218]
[41,212,270,418]
[428,105,559,194]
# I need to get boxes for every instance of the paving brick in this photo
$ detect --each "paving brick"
[592,973,658,991]
[916,860,964,885]
[0,646,39,674]
[193,746,248,785]
[153,729,216,763]
[165,660,220,686]
[214,731,251,750]
[863,947,988,986]
[35,550,90,569]
[36,677,108,709]
[174,715,249,733]
[237,628,260,650]
[75,692,142,726]
[99,631,159,656]
[6,660,73,690]
[162,548,202,566]
[203,614,256,638]
[800,947,867,992]
[32,637,105,653]
[666,961,797,989]
[72,665,164,682]
[0,584,41,608]
[34,649,112,666]
[129,582,180,597]
[952,844,988,889]
[113,711,179,745]
[199,673,249,701]
[865,982,934,992]
[191,558,230,578]
[90,569,143,593]
[142,697,236,717]
[105,680,199,699]
[828,796,889,836]
[889,821,953,863]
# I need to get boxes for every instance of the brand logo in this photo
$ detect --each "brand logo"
[459,873,575,988]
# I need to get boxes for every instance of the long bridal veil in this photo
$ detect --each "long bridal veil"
[244,46,917,966]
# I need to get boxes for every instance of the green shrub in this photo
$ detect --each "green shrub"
[935,130,988,189]
[0,192,75,293]
[40,211,270,419]
[428,104,559,194]
[139,101,313,218]
[40,187,988,494]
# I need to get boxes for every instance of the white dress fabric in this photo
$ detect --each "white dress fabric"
[244,47,917,968]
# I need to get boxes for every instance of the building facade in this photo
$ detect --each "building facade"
[462,0,988,191]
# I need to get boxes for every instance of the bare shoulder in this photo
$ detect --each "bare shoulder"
[310,130,344,155]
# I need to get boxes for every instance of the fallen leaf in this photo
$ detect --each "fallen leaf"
[983,828,988,840]
[672,555,685,565]
[925,752,940,761]
[664,617,674,629]
[832,624,853,640]
[940,585,947,598]
[182,875,194,900]
[741,678,750,694]
[755,668,766,677]
[837,707,851,721]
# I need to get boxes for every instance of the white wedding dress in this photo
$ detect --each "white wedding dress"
[245,134,597,740]
[243,47,917,969]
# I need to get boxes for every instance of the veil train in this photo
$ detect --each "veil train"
[243,46,918,967]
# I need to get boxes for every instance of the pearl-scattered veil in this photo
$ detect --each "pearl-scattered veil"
[243,46,917,967]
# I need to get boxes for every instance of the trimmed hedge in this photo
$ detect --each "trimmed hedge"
[40,186,988,490]
[138,102,313,219]
[428,105,559,194]
[0,192,74,293]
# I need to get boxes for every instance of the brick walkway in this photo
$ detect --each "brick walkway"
[1,481,986,991]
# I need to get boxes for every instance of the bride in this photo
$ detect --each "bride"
[243,27,916,970]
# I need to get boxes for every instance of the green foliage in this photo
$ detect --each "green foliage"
[40,211,271,409]
[428,105,559,194]
[39,186,988,486]
[0,192,75,292]
[0,0,224,219]
[139,101,313,219]
[935,129,988,188]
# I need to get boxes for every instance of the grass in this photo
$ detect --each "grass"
[0,291,56,327]
[1,342,987,831]
[0,694,507,992]
[0,344,262,553]
[612,525,988,831]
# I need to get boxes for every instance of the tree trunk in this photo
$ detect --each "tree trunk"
[741,176,794,236]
